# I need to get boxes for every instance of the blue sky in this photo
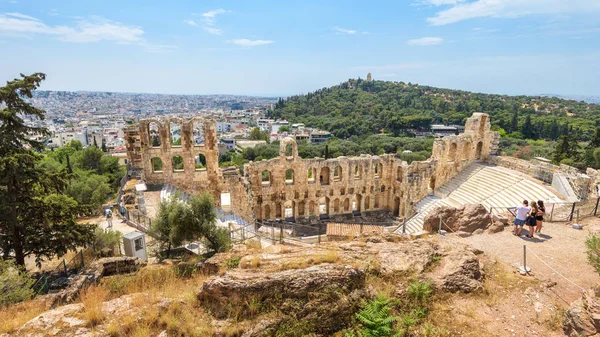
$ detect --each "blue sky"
[1,0,600,96]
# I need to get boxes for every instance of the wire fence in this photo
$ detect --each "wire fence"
[31,246,97,295]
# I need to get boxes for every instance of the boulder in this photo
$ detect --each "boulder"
[197,264,365,318]
[486,221,505,234]
[564,289,600,337]
[431,241,484,293]
[423,204,491,234]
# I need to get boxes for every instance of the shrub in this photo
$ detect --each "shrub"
[225,256,241,269]
[79,286,109,326]
[0,260,35,307]
[93,227,123,253]
[586,234,600,275]
[349,295,400,337]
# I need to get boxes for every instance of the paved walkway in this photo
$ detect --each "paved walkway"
[456,217,600,303]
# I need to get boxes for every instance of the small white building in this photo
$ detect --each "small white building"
[122,231,147,261]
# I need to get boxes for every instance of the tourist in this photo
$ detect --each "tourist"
[526,200,538,238]
[535,200,545,234]
[512,200,530,236]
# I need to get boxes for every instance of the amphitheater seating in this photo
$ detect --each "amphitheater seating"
[397,163,563,235]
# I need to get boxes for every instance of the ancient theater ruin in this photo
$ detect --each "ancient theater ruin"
[124,112,593,235]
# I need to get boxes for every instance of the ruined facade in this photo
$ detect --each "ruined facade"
[126,113,498,224]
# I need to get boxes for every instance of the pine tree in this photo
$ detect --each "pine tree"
[553,135,570,164]
[93,136,98,148]
[550,119,559,140]
[587,128,600,150]
[510,111,519,132]
[568,132,581,161]
[101,138,107,152]
[66,153,73,174]
[521,115,533,139]
[324,145,329,159]
[0,73,95,267]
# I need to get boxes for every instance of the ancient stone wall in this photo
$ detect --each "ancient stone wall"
[126,113,497,223]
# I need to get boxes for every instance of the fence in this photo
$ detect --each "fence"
[489,198,600,223]
[31,247,97,295]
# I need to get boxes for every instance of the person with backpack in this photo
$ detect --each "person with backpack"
[525,200,538,238]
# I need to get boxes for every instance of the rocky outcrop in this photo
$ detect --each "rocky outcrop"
[423,204,491,235]
[18,293,174,337]
[197,264,365,318]
[564,288,600,337]
[431,241,484,292]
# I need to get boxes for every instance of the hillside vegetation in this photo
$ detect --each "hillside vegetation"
[270,78,600,140]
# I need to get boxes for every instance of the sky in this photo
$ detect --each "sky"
[1,0,600,96]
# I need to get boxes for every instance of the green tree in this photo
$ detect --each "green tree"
[552,136,570,164]
[78,146,104,171]
[101,138,107,152]
[278,126,291,133]
[93,136,98,148]
[249,127,270,142]
[586,234,600,276]
[587,127,600,150]
[0,73,95,267]
[68,140,83,151]
[66,153,73,174]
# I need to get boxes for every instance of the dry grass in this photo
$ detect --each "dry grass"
[543,301,566,331]
[79,285,110,327]
[278,249,341,271]
[240,255,262,269]
[480,260,538,306]
[0,299,47,334]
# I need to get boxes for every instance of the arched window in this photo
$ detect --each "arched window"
[340,187,345,195]
[380,185,385,193]
[374,163,383,178]
[172,156,184,172]
[333,165,342,182]
[319,197,329,215]
[354,165,362,179]
[151,157,163,173]
[396,166,403,182]
[264,204,271,219]
[448,142,457,162]
[343,198,350,212]
[320,167,330,185]
[170,122,181,146]
[192,120,204,146]
[285,144,293,157]
[196,154,207,171]
[284,200,295,219]
[333,199,340,213]
[475,141,483,159]
[307,168,315,183]
[364,196,370,210]
[149,122,161,147]
[261,170,271,185]
[285,169,294,184]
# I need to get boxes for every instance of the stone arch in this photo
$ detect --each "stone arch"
[333,165,343,182]
[475,141,483,159]
[364,195,370,210]
[280,137,298,159]
[333,198,340,213]
[275,202,282,218]
[192,119,204,146]
[172,155,184,172]
[151,157,163,173]
[396,166,403,182]
[354,164,362,179]
[374,162,382,178]
[320,167,330,185]
[448,142,457,161]
[285,169,294,184]
[148,122,161,147]
[374,194,380,208]
[308,200,316,216]
[284,200,295,220]
[169,121,181,146]
[264,204,271,219]
[353,194,362,212]
[343,198,350,212]
[380,185,385,193]
[261,170,272,186]
[297,200,305,217]
[196,153,207,171]
[462,142,471,160]
[393,197,400,216]
[307,168,316,183]
[319,197,329,216]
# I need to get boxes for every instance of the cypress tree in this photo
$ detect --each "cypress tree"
[66,153,73,174]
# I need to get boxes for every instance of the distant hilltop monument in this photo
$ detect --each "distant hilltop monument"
[366,73,372,81]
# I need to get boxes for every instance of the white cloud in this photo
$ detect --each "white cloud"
[333,26,356,35]
[427,0,600,26]
[407,37,444,46]
[230,39,274,47]
[183,19,198,26]
[199,9,228,35]
[0,13,171,51]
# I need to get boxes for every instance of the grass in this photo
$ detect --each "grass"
[79,285,110,327]
[0,299,47,334]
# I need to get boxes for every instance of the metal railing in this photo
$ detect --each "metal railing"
[31,247,97,295]
[489,198,600,223]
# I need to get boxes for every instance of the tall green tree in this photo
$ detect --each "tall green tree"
[101,138,107,152]
[0,73,95,267]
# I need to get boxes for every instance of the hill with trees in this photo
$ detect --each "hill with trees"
[270,78,600,141]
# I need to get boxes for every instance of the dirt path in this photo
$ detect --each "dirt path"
[457,217,600,304]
